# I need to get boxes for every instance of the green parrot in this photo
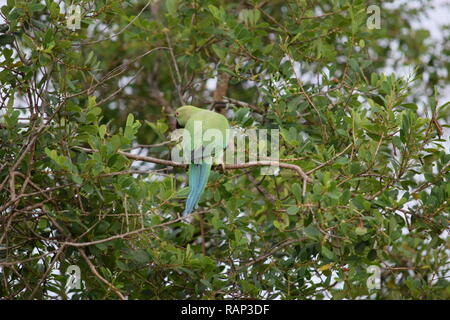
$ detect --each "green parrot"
[174,105,230,215]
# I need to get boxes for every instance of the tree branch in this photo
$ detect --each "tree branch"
[222,96,263,114]
[73,147,312,182]
[78,248,126,300]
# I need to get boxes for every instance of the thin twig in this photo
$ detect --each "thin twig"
[78,248,126,300]
[72,147,312,182]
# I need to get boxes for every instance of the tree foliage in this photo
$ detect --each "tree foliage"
[0,0,449,299]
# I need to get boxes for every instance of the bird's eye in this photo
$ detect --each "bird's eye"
[175,112,179,116]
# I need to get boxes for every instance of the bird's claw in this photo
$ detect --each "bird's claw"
[182,214,194,224]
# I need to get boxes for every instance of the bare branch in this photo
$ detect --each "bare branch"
[73,147,312,182]
[78,248,126,300]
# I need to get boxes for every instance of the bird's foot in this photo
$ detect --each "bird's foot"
[177,210,194,223]
[182,214,194,224]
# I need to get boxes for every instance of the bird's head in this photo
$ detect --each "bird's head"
[174,105,201,127]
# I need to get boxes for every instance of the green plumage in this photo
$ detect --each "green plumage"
[174,106,230,215]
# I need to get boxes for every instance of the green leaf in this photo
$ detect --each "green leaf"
[208,5,221,19]
[273,213,289,231]
[88,96,96,108]
[126,113,134,127]
[71,174,83,185]
[355,226,367,236]
[400,103,418,111]
[212,44,227,60]
[292,183,302,201]
[287,206,299,215]
[29,3,46,12]
[321,245,336,260]
[304,224,321,240]
[130,249,150,264]
[116,260,131,271]
[166,0,179,16]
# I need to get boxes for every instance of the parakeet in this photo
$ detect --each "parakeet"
[174,105,230,215]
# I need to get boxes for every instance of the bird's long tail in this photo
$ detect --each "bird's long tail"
[184,163,212,215]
